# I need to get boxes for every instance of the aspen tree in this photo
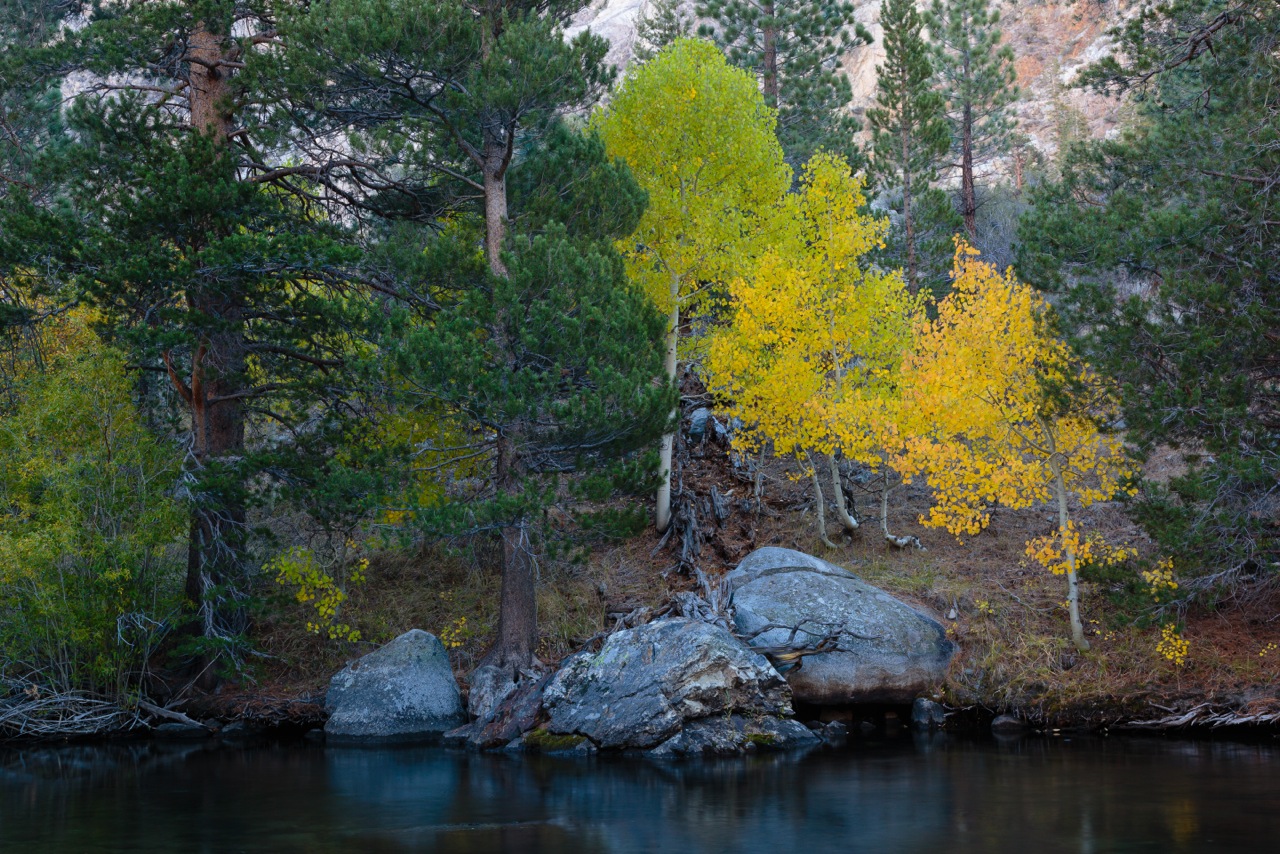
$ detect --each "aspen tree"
[707,153,922,547]
[594,39,792,533]
[897,243,1134,649]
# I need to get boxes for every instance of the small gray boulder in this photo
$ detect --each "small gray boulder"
[728,547,954,705]
[325,629,466,743]
[543,617,792,749]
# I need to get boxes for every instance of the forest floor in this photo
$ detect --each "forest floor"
[224,391,1280,735]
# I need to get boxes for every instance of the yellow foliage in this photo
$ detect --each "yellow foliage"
[706,153,922,470]
[894,242,1135,538]
[270,546,366,642]
[593,38,792,317]
[890,242,1135,648]
[1026,522,1135,576]
[1142,557,1179,604]
[1156,623,1189,667]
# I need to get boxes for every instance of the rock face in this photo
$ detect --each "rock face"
[543,617,792,750]
[649,714,820,758]
[325,629,466,743]
[569,0,1138,161]
[728,548,953,705]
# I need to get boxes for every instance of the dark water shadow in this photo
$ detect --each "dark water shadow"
[2,735,1279,852]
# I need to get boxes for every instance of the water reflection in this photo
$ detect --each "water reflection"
[2,734,1279,852]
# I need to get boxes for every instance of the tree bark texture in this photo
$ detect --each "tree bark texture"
[828,454,859,534]
[1047,427,1090,652]
[489,434,538,668]
[762,7,780,108]
[900,106,919,294]
[809,456,838,549]
[176,20,249,649]
[960,56,977,240]
[483,130,510,278]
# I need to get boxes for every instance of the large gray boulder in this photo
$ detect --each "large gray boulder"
[325,629,466,743]
[543,617,792,749]
[728,548,954,705]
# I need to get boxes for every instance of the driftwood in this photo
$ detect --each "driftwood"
[1120,699,1280,730]
[137,699,209,729]
[0,683,140,738]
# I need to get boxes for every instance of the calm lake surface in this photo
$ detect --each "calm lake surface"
[3,734,1279,853]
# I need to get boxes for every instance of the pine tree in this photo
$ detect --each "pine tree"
[0,1,371,670]
[925,0,1018,239]
[634,0,695,62]
[390,123,674,670]
[868,0,952,295]
[269,0,610,278]
[271,0,632,669]
[696,0,871,169]
[1017,0,1279,587]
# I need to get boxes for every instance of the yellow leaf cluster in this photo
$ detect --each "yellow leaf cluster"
[1142,557,1179,604]
[893,242,1135,538]
[706,153,922,470]
[1025,521,1135,576]
[593,39,793,316]
[270,546,366,642]
[1156,623,1189,667]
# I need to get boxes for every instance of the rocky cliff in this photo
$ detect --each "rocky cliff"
[568,0,1138,162]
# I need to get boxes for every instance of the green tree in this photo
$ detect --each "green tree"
[593,39,793,533]
[868,0,952,295]
[0,1,373,668]
[696,0,871,169]
[1017,0,1278,588]
[926,0,1018,239]
[391,123,674,669]
[272,1,644,669]
[634,0,696,62]
[268,0,610,277]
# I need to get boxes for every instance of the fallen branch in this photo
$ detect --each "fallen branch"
[137,699,209,729]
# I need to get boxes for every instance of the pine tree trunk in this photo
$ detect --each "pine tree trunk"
[483,132,509,278]
[960,76,977,240]
[480,119,535,668]
[180,20,248,661]
[182,297,248,649]
[489,434,538,668]
[900,110,919,295]
[762,5,779,107]
[655,291,679,533]
[188,23,231,145]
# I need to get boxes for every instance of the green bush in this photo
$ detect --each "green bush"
[0,324,184,699]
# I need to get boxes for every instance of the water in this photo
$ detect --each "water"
[2,734,1279,853]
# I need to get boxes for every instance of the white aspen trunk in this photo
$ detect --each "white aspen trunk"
[809,461,839,549]
[880,475,918,549]
[829,454,859,533]
[654,293,679,533]
[1047,427,1090,651]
